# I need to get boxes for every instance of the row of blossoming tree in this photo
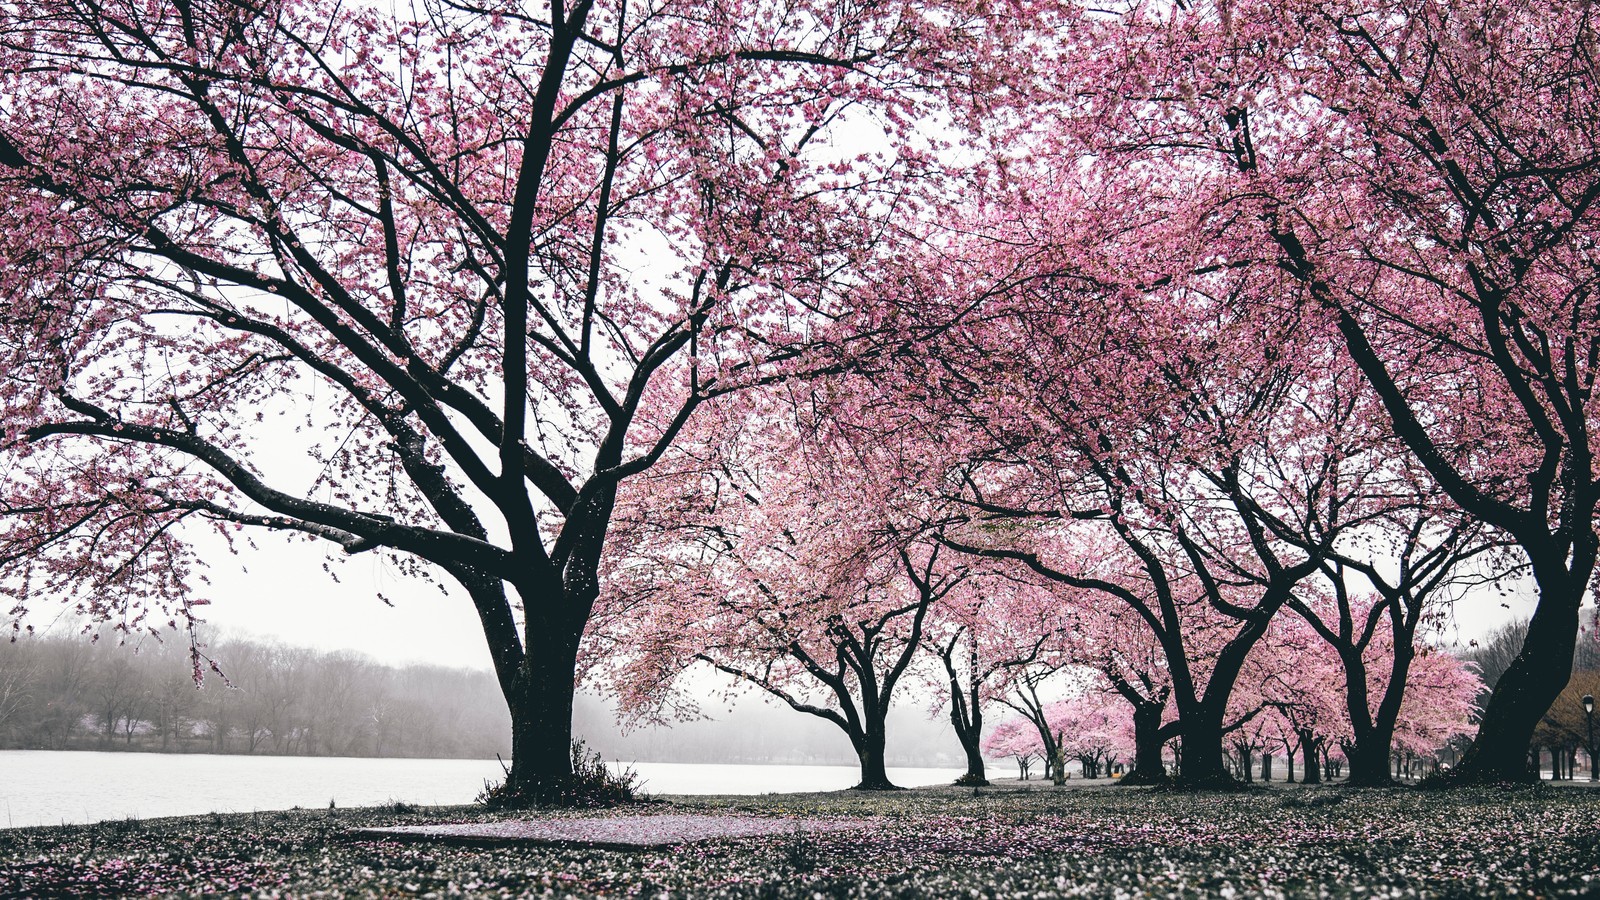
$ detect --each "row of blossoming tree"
[594,370,1486,788]
[1,0,1595,800]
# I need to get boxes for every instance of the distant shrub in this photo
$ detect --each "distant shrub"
[477,740,643,809]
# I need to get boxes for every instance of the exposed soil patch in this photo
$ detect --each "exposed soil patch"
[347,812,871,849]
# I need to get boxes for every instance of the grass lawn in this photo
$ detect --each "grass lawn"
[2,782,1599,897]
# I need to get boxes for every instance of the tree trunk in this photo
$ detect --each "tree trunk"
[1174,712,1235,788]
[948,692,987,785]
[1119,701,1171,786]
[955,728,987,785]
[1299,733,1322,785]
[500,630,581,804]
[1340,635,1408,786]
[1260,753,1272,782]
[1446,562,1582,784]
[942,635,987,786]
[1345,735,1395,786]
[1031,720,1062,783]
[854,722,897,790]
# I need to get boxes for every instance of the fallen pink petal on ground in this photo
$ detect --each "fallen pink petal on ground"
[348,813,873,849]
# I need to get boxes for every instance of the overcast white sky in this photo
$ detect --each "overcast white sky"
[174,533,1546,673]
[177,531,498,670]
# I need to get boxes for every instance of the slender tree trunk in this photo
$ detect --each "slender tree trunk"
[957,734,987,785]
[940,633,987,786]
[1027,714,1062,783]
[946,676,987,785]
[1261,753,1272,782]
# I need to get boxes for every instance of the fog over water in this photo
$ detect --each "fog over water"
[0,752,965,829]
[0,629,964,768]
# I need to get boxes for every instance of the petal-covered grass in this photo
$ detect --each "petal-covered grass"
[2,783,1598,897]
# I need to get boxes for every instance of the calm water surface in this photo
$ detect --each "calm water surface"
[0,751,962,828]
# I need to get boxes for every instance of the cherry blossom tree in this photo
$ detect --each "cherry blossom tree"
[0,0,1051,801]
[598,385,961,789]
[982,683,1134,781]
[1243,600,1482,782]
[920,568,1070,786]
[1295,519,1500,785]
[920,275,1355,786]
[1057,583,1176,784]
[980,714,1040,780]
[1247,613,1348,784]
[990,659,1081,784]
[1051,689,1134,779]
[1389,648,1483,771]
[1020,0,1600,783]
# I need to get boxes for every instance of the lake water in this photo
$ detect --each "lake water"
[0,751,963,829]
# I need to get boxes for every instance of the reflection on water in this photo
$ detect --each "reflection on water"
[0,751,963,828]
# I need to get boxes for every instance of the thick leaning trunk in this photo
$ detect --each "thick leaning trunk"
[1447,566,1582,784]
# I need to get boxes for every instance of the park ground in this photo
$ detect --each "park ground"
[3,780,1600,898]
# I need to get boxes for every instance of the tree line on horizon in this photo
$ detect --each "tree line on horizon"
[0,631,509,759]
[0,629,966,767]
